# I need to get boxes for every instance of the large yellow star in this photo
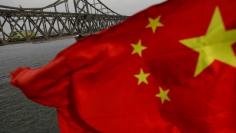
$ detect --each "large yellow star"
[146,16,164,33]
[134,68,150,85]
[131,40,147,57]
[180,7,236,77]
[156,87,170,104]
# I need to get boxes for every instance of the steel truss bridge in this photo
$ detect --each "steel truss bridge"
[0,0,127,44]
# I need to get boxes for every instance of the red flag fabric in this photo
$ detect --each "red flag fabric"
[11,0,236,132]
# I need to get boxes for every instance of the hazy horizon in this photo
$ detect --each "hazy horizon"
[0,0,166,15]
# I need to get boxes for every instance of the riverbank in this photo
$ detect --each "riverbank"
[0,35,76,46]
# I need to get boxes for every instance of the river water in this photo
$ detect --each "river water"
[0,38,75,133]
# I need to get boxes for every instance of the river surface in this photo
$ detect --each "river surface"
[0,38,76,133]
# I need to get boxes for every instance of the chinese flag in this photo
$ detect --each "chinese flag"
[11,0,236,132]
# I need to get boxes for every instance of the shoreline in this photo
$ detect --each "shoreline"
[0,35,76,46]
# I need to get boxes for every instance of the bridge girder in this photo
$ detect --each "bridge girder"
[0,0,127,44]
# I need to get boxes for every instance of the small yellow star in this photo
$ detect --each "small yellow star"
[146,16,164,33]
[156,87,170,104]
[131,40,147,57]
[180,7,236,77]
[134,68,150,85]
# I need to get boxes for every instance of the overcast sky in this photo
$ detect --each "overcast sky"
[0,0,166,15]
